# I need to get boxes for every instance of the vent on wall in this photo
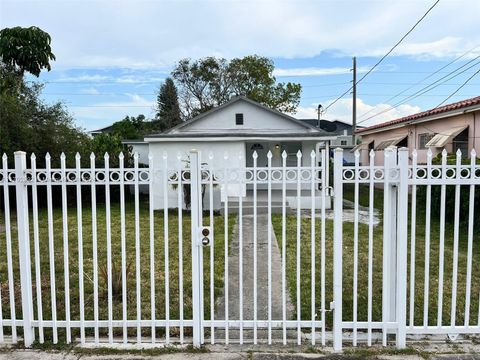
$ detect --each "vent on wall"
[236,113,244,125]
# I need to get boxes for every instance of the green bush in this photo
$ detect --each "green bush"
[417,154,480,224]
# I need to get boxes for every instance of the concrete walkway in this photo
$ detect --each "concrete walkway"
[302,199,381,226]
[215,214,295,342]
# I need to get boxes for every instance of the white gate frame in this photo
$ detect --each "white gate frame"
[190,150,203,347]
[15,152,35,347]
[332,147,409,352]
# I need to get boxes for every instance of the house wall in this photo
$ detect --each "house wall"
[128,143,150,165]
[358,110,480,165]
[147,140,322,209]
[171,101,312,134]
[330,133,356,164]
[330,132,354,147]
[148,141,245,210]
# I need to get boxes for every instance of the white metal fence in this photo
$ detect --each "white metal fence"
[1,147,480,350]
[333,146,480,351]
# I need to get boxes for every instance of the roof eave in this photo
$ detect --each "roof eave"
[145,135,337,142]
[356,104,480,136]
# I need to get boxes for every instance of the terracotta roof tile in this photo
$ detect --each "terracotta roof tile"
[356,96,480,134]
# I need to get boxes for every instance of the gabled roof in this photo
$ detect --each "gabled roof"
[299,118,361,135]
[357,96,480,135]
[89,124,115,134]
[147,96,323,137]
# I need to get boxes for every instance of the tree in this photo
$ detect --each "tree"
[90,133,129,167]
[0,65,90,167]
[155,78,182,131]
[171,55,301,117]
[0,26,56,77]
[0,27,90,167]
[111,114,147,139]
[228,56,301,113]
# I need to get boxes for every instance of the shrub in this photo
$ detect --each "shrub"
[416,154,480,224]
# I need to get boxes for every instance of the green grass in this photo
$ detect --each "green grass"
[272,184,480,329]
[0,199,234,341]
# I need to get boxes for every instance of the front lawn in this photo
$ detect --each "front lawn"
[0,199,233,342]
[273,184,480,329]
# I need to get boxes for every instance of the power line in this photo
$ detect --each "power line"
[356,59,480,124]
[41,93,479,100]
[67,105,154,108]
[41,82,479,96]
[434,68,480,108]
[358,81,479,86]
[323,0,441,112]
[302,93,479,100]
[357,43,480,119]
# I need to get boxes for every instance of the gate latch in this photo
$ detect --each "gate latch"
[326,186,334,197]
[199,227,212,247]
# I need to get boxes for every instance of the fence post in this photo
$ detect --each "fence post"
[14,152,34,347]
[396,148,409,348]
[332,148,343,352]
[382,147,397,342]
[190,150,203,346]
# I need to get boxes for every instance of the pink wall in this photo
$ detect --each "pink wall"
[358,110,480,165]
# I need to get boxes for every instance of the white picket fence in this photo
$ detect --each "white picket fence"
[0,147,480,350]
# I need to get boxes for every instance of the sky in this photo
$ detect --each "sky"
[1,0,479,131]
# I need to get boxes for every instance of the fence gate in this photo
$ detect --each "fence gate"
[332,146,480,351]
[331,147,409,351]
[187,149,330,346]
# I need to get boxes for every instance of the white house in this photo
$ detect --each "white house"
[125,96,336,210]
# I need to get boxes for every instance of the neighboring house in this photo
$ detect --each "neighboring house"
[89,124,116,137]
[124,96,336,210]
[300,119,359,164]
[355,96,480,165]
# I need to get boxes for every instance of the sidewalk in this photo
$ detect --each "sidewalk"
[2,349,480,360]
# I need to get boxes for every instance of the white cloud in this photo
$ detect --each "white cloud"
[71,94,155,130]
[2,0,479,68]
[80,87,100,95]
[273,66,372,77]
[295,106,320,119]
[296,98,421,127]
[54,74,164,84]
[56,75,110,83]
[368,37,480,60]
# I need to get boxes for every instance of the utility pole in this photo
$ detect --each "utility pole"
[317,104,323,128]
[352,56,357,145]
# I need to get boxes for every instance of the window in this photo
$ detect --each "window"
[368,141,375,151]
[418,133,434,149]
[397,136,408,148]
[250,143,264,150]
[235,113,244,125]
[453,128,469,157]
[340,140,347,146]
